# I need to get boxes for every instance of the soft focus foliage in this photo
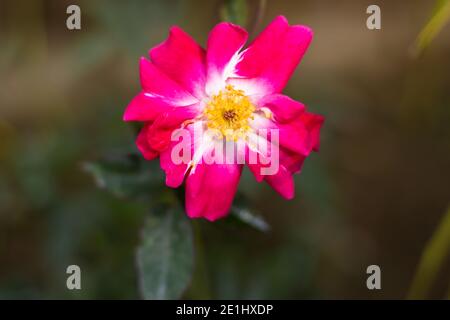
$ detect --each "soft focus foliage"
[137,204,194,300]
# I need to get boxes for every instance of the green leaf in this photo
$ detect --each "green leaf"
[83,153,164,201]
[407,205,450,299]
[413,0,450,56]
[220,0,248,26]
[137,205,194,300]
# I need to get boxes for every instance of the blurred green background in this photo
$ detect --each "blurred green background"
[1,0,449,299]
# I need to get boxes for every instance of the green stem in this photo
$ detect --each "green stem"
[189,220,212,299]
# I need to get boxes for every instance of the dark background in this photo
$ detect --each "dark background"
[0,0,449,299]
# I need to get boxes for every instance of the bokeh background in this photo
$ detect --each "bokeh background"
[1,0,449,299]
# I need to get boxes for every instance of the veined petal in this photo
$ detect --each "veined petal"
[206,22,248,95]
[185,163,242,221]
[140,57,198,105]
[234,15,313,94]
[150,26,207,99]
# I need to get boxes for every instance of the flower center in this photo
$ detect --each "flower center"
[204,85,255,141]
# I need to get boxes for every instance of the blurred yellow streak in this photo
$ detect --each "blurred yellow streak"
[407,205,450,299]
[413,0,450,56]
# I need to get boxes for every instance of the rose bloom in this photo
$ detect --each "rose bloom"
[123,16,324,221]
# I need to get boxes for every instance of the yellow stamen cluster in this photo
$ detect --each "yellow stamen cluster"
[204,85,255,141]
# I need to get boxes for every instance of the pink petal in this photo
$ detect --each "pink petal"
[277,121,312,156]
[247,143,307,179]
[256,108,323,156]
[139,57,198,105]
[185,163,242,221]
[279,147,307,174]
[245,136,297,199]
[246,146,265,182]
[136,124,159,160]
[254,116,312,156]
[264,165,295,199]
[123,92,174,122]
[300,112,324,151]
[206,22,248,94]
[257,94,305,123]
[245,124,316,199]
[246,148,302,199]
[160,144,189,188]
[150,26,206,99]
[159,125,196,188]
[234,16,313,94]
[147,105,199,152]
